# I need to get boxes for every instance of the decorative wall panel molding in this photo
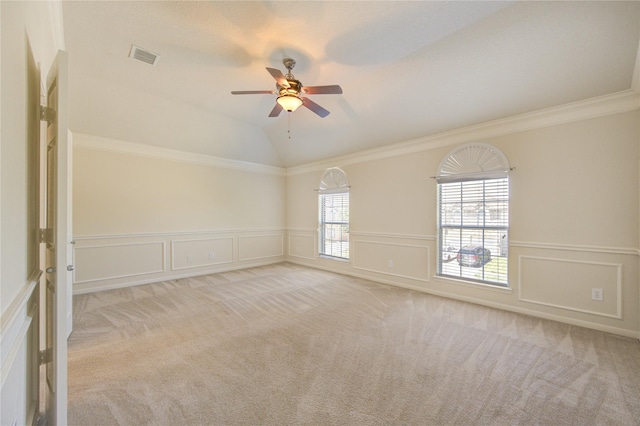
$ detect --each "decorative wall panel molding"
[74,241,166,283]
[353,240,430,282]
[238,234,284,262]
[288,234,316,260]
[1,279,38,426]
[518,255,622,319]
[287,233,638,337]
[72,229,286,294]
[0,281,37,387]
[0,278,37,343]
[171,237,234,270]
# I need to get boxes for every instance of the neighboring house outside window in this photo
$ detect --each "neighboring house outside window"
[436,143,510,286]
[318,168,350,260]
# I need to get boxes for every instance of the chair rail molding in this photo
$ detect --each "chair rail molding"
[510,240,638,256]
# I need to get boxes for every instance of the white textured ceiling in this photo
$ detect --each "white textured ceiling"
[62,1,640,168]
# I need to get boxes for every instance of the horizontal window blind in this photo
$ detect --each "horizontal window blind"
[319,192,349,259]
[438,178,509,285]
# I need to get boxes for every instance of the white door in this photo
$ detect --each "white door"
[41,49,70,426]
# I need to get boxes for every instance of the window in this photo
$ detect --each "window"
[318,168,349,259]
[436,143,510,286]
[319,192,349,258]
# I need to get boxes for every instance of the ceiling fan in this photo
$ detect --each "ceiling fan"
[231,58,343,118]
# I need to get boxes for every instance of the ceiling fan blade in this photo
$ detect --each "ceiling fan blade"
[302,97,330,118]
[231,90,276,95]
[268,103,283,118]
[302,85,343,95]
[266,67,290,88]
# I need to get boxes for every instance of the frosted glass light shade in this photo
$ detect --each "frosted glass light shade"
[277,95,303,112]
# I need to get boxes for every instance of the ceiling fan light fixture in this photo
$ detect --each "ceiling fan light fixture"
[276,94,303,112]
[231,58,341,118]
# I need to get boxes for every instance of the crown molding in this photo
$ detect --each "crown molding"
[287,90,640,176]
[72,89,639,178]
[72,133,287,176]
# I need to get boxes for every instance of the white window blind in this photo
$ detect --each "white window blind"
[438,177,509,285]
[319,192,349,259]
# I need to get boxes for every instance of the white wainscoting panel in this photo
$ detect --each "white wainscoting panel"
[238,234,284,261]
[288,234,316,260]
[172,237,234,270]
[1,281,38,426]
[353,240,430,282]
[518,255,622,319]
[74,241,166,283]
[73,230,286,293]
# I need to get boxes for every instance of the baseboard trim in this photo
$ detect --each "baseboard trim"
[420,286,638,339]
[73,258,284,295]
[286,258,639,339]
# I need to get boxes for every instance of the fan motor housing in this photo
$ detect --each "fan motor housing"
[278,79,302,96]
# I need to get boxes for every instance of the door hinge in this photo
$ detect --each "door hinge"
[38,348,52,365]
[39,228,47,243]
[39,105,56,123]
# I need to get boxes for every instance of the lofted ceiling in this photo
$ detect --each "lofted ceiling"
[62,1,640,168]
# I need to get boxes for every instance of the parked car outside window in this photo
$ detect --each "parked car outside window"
[456,246,491,267]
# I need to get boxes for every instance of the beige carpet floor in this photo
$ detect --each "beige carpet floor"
[68,263,640,425]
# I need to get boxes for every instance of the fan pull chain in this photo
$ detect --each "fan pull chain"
[288,112,292,141]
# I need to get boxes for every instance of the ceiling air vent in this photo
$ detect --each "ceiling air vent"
[129,45,159,65]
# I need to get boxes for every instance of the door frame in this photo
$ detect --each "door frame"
[38,49,70,426]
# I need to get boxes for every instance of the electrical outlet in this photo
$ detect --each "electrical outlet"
[209,252,215,260]
[592,288,603,301]
[187,255,192,263]
[388,259,394,268]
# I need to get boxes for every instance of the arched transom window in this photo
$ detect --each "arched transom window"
[318,168,350,260]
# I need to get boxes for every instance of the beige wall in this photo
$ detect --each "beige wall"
[71,103,639,337]
[502,114,639,247]
[74,147,285,235]
[72,138,286,292]
[286,110,640,337]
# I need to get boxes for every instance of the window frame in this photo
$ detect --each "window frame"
[317,167,350,261]
[319,191,350,260]
[437,177,509,286]
[435,143,511,287]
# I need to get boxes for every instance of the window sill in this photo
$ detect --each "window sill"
[434,275,513,294]
[319,254,350,263]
